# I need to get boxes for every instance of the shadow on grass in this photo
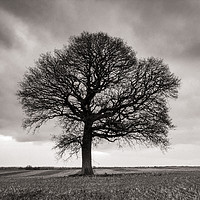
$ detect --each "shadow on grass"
[68,171,164,178]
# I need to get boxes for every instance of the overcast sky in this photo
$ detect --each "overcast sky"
[0,0,200,167]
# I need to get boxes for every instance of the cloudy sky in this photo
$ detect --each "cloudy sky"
[0,0,200,167]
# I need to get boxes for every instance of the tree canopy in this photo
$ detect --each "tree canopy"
[17,32,180,175]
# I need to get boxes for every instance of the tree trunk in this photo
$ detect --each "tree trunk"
[81,121,94,175]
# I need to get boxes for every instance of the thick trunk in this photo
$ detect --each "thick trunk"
[81,122,94,175]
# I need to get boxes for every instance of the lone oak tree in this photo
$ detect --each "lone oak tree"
[17,32,180,175]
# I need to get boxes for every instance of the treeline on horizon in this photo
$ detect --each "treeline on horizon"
[0,166,199,170]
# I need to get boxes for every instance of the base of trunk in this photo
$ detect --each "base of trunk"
[81,167,94,176]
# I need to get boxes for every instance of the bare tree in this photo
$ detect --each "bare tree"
[17,32,180,175]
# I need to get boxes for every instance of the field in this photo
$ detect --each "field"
[0,167,200,199]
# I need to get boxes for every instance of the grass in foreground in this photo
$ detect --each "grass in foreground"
[0,171,200,199]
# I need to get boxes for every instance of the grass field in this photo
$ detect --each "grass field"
[0,167,200,199]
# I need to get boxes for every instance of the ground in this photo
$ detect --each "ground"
[0,167,200,199]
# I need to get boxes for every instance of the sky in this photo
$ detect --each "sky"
[0,0,200,167]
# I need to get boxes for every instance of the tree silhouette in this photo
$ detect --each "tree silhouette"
[17,32,180,175]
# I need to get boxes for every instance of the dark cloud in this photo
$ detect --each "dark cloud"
[0,23,13,48]
[1,0,199,58]
[0,0,72,45]
[0,0,55,24]
[183,42,200,59]
[114,0,200,60]
[0,9,18,48]
[0,0,117,42]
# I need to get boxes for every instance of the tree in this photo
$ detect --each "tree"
[17,32,180,175]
